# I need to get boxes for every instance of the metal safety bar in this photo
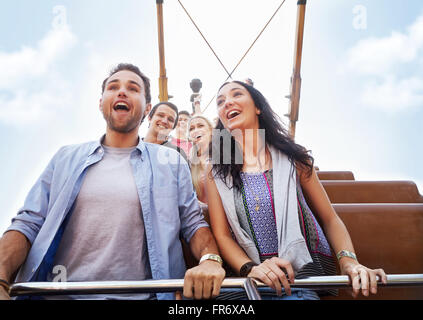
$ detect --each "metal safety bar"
[9,274,423,300]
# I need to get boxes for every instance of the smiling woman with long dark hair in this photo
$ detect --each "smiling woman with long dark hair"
[206,80,387,300]
[212,81,314,193]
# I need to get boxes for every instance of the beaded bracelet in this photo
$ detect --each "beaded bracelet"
[336,250,357,261]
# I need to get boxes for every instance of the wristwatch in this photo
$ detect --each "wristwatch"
[199,253,223,266]
[239,261,258,277]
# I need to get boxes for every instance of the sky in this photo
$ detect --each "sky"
[0,0,422,233]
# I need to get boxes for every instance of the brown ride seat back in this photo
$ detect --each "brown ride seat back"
[323,203,423,300]
[322,180,423,203]
[317,171,355,181]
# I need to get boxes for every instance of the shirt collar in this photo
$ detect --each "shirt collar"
[88,135,146,157]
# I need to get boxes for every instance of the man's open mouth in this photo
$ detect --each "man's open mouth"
[113,102,130,111]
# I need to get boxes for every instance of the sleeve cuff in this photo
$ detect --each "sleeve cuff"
[4,222,37,245]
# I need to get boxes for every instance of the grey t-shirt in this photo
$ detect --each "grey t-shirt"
[46,145,153,299]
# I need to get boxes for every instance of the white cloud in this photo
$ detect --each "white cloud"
[0,24,77,126]
[345,14,423,75]
[0,25,77,89]
[345,32,414,75]
[0,88,70,126]
[342,13,423,112]
[361,75,423,112]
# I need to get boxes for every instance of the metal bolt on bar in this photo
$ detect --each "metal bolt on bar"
[9,274,423,300]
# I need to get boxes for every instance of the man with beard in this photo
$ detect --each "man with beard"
[0,63,225,300]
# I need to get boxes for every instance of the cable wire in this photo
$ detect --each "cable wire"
[177,0,232,78]
[226,0,286,81]
[177,0,287,113]
[202,0,287,113]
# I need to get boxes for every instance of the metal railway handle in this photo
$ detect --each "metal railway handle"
[9,274,423,300]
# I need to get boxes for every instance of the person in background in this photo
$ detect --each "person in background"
[188,115,214,207]
[212,116,220,128]
[206,80,387,300]
[144,102,188,161]
[170,110,192,157]
[244,78,254,86]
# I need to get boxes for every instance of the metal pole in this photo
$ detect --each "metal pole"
[9,274,423,298]
[287,0,307,139]
[9,278,257,298]
[156,0,169,102]
[243,277,262,300]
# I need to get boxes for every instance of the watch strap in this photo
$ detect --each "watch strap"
[239,261,258,277]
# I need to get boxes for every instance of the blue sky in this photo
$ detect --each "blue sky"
[1,0,422,233]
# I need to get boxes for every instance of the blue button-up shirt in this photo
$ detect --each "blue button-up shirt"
[6,137,208,300]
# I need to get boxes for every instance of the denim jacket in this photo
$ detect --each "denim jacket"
[6,137,208,300]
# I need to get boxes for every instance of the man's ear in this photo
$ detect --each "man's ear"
[144,103,152,117]
[99,99,103,112]
[142,103,152,125]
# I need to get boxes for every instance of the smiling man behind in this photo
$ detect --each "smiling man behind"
[144,102,188,161]
[0,63,225,300]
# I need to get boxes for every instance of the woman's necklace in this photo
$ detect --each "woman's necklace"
[242,148,271,212]
[243,173,265,212]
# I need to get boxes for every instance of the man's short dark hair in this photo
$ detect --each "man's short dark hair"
[102,63,151,104]
[149,102,179,129]
[178,110,191,117]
